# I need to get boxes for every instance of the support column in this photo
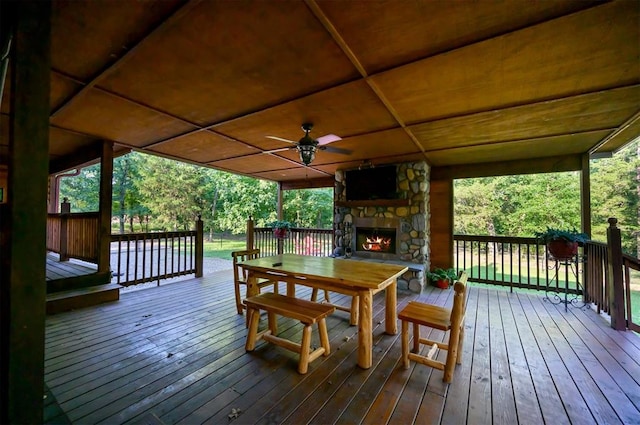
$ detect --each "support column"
[0,1,51,423]
[195,215,203,277]
[246,216,254,250]
[277,181,284,220]
[98,141,113,273]
[580,153,591,237]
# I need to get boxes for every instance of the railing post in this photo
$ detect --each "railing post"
[59,197,70,261]
[195,215,204,278]
[606,218,625,330]
[246,216,255,250]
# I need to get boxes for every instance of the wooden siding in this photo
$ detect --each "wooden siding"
[44,271,640,424]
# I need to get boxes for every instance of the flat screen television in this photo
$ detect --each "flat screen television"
[345,165,397,201]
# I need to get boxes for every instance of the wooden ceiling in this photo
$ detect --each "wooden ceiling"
[2,0,639,183]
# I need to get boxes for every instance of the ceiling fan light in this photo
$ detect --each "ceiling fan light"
[298,144,316,165]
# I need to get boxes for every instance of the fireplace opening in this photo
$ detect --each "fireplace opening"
[355,227,397,254]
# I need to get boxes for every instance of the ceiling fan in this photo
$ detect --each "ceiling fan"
[265,123,351,166]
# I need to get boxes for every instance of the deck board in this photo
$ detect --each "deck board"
[44,270,640,425]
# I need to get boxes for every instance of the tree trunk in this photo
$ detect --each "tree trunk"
[209,189,219,242]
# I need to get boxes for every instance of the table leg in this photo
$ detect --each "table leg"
[247,272,260,297]
[286,282,296,297]
[385,279,397,335]
[357,290,373,369]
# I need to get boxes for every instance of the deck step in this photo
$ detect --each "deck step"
[46,283,121,314]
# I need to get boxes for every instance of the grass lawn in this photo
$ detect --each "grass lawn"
[203,235,246,260]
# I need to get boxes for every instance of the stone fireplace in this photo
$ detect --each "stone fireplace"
[333,161,430,292]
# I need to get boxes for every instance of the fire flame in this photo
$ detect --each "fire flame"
[362,235,392,252]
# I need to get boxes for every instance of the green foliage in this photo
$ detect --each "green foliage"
[270,220,294,230]
[58,167,100,211]
[455,139,639,255]
[590,141,640,253]
[426,268,458,284]
[534,227,588,244]
[282,188,333,228]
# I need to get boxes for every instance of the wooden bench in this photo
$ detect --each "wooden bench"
[244,292,335,374]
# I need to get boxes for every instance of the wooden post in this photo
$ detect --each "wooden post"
[580,153,591,238]
[276,182,284,255]
[195,215,204,277]
[277,182,284,221]
[0,1,51,423]
[606,218,626,330]
[59,198,70,261]
[97,141,113,273]
[246,216,254,250]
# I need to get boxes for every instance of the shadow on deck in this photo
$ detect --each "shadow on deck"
[44,270,640,424]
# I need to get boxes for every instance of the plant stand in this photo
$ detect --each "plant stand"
[544,253,586,312]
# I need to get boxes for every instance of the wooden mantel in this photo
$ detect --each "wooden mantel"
[335,199,410,208]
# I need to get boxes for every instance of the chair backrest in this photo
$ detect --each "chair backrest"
[231,248,260,283]
[450,271,469,328]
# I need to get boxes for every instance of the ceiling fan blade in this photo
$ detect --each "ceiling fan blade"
[263,147,294,154]
[266,135,297,144]
[320,145,351,155]
[317,134,342,145]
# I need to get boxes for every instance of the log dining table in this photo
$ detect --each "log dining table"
[239,254,408,369]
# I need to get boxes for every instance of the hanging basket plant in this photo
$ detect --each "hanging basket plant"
[535,227,588,260]
[271,220,293,239]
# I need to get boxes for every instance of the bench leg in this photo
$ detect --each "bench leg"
[235,283,244,315]
[318,318,330,356]
[245,307,261,351]
[268,311,277,335]
[298,324,312,374]
[401,320,409,369]
[412,323,420,353]
[457,322,465,364]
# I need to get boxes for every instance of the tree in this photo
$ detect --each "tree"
[283,188,333,229]
[136,156,214,231]
[58,167,100,212]
[590,141,640,253]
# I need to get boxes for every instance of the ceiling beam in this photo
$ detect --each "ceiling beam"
[431,154,583,180]
[589,108,640,154]
[281,176,335,190]
[305,0,428,159]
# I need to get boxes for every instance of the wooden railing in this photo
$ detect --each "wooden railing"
[46,212,99,263]
[622,254,640,332]
[110,219,203,287]
[455,219,639,332]
[583,241,609,315]
[453,235,579,293]
[252,227,334,257]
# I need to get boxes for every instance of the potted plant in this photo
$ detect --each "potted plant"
[427,268,458,289]
[535,227,588,260]
[271,220,293,239]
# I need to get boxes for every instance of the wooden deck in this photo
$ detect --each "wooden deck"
[46,253,97,282]
[44,271,640,424]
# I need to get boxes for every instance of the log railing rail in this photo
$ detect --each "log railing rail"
[622,253,640,332]
[110,218,203,287]
[251,225,334,257]
[46,211,99,263]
